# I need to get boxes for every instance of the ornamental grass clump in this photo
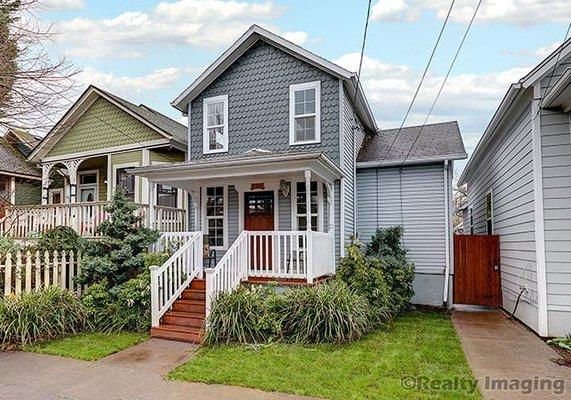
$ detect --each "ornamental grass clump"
[203,286,282,345]
[0,287,87,347]
[278,281,375,344]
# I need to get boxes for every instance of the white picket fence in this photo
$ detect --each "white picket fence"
[0,250,82,296]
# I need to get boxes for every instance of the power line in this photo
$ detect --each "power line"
[400,0,483,167]
[379,0,456,165]
[352,0,373,108]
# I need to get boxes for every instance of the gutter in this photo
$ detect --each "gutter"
[356,153,468,169]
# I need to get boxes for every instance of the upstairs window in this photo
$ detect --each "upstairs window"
[203,95,228,154]
[486,191,494,235]
[289,81,321,145]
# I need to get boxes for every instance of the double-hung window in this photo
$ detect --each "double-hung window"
[203,95,228,154]
[289,81,321,145]
[205,186,225,248]
[486,191,494,235]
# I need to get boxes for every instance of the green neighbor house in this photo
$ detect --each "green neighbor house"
[0,128,42,219]
[1,86,190,238]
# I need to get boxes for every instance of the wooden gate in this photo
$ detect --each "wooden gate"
[454,235,501,306]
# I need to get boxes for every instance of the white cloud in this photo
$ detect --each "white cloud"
[55,0,307,59]
[335,52,530,155]
[370,0,570,25]
[41,0,84,11]
[77,67,183,95]
[504,42,561,58]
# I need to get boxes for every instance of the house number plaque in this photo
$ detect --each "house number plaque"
[250,182,265,191]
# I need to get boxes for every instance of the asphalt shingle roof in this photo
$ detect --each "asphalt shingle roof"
[100,89,188,145]
[357,121,467,164]
[0,136,41,178]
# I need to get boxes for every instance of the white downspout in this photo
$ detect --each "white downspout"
[443,160,451,307]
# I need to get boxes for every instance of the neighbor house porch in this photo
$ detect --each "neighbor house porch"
[133,152,342,334]
[0,151,188,238]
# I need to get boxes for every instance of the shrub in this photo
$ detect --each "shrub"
[278,281,374,344]
[336,239,391,322]
[77,188,160,288]
[0,236,20,255]
[0,287,87,347]
[203,286,282,345]
[81,272,151,333]
[365,227,415,314]
[36,226,85,254]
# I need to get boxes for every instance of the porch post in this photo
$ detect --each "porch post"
[304,170,312,232]
[65,159,82,204]
[41,164,52,205]
[149,181,156,230]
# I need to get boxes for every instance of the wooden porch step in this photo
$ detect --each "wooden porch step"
[172,299,206,313]
[161,311,204,328]
[181,288,206,301]
[150,324,201,343]
[190,279,206,290]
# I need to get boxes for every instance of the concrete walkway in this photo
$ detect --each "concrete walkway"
[0,339,316,400]
[452,310,570,400]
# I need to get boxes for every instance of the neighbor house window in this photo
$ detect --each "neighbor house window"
[205,186,225,248]
[289,81,321,145]
[294,181,318,231]
[203,95,228,154]
[116,168,136,202]
[156,184,178,208]
[486,192,493,235]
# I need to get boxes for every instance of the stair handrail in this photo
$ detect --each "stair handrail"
[204,230,249,317]
[150,231,203,327]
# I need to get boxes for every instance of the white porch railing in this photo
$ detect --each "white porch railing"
[150,231,199,253]
[149,231,203,327]
[0,202,186,238]
[205,230,335,317]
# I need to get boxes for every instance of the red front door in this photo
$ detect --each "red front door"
[245,191,274,270]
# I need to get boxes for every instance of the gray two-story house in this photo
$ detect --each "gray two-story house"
[460,38,571,337]
[133,26,466,341]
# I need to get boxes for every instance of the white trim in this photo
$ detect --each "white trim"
[289,81,321,146]
[357,154,468,169]
[112,162,141,203]
[339,177,345,257]
[202,185,228,250]
[9,177,16,205]
[42,139,171,163]
[106,155,112,201]
[77,169,99,202]
[442,160,451,306]
[202,95,229,154]
[187,102,192,161]
[531,83,549,337]
[141,149,150,205]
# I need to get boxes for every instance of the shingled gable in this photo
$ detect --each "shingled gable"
[171,24,377,133]
[28,85,187,163]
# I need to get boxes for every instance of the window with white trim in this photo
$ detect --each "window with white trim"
[156,184,178,208]
[289,81,321,145]
[486,192,493,235]
[205,186,225,248]
[203,95,228,154]
[295,181,318,231]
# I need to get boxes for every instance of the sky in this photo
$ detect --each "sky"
[38,0,571,172]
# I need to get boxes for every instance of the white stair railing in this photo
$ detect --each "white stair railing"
[149,231,203,327]
[204,231,249,316]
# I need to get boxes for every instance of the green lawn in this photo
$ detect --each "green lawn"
[168,312,479,400]
[24,332,149,361]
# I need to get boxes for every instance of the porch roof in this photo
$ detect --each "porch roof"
[129,151,343,187]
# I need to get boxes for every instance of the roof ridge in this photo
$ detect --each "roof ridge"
[379,120,459,132]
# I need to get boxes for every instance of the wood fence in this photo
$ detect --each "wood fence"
[0,250,82,296]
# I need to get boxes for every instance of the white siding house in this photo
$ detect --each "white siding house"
[460,38,571,336]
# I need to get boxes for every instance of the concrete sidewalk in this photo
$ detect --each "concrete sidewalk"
[0,339,316,400]
[452,310,570,400]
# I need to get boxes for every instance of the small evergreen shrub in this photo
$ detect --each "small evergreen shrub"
[203,286,282,345]
[37,226,85,253]
[76,188,160,288]
[0,287,87,347]
[365,227,415,314]
[279,281,375,344]
[81,272,151,333]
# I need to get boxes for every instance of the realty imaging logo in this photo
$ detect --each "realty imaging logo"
[401,376,565,395]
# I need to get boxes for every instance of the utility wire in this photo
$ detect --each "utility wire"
[378,0,456,165]
[400,0,483,167]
